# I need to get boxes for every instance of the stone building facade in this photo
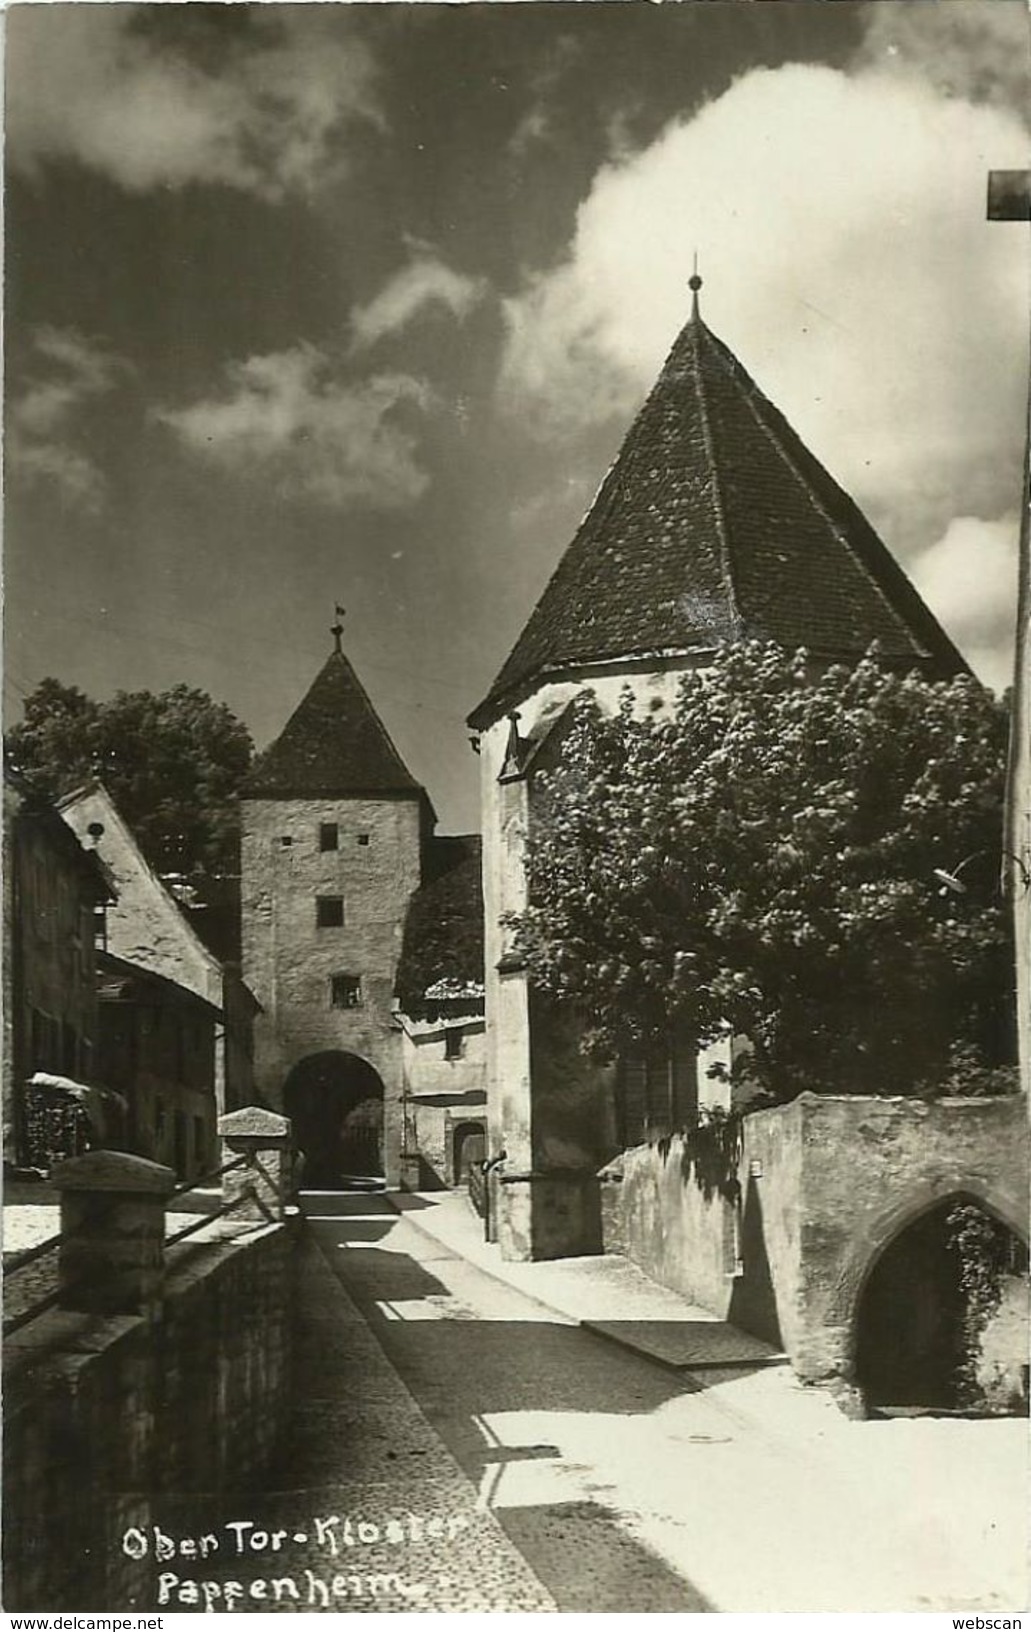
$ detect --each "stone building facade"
[58,782,258,1125]
[2,769,113,1163]
[95,950,220,1180]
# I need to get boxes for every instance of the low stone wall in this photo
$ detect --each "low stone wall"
[3,1120,297,1612]
[617,1093,1029,1404]
[3,1220,294,1610]
[792,1093,1027,1392]
[617,1104,803,1346]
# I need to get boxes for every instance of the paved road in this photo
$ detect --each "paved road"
[302,1189,1029,1615]
[304,1189,712,1613]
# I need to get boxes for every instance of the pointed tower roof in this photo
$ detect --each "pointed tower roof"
[244,640,422,800]
[469,287,967,728]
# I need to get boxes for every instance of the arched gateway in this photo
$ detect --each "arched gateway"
[283,1051,385,1186]
[853,1190,1028,1414]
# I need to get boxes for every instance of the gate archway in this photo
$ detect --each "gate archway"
[854,1191,1028,1413]
[283,1052,385,1187]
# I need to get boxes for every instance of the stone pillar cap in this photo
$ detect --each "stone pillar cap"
[52,1150,176,1194]
[219,1105,290,1139]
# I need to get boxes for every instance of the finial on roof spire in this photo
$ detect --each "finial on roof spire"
[331,603,346,654]
[689,253,703,320]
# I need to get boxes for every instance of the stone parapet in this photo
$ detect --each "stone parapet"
[52,1150,176,1316]
[219,1105,291,1223]
[3,1222,294,1610]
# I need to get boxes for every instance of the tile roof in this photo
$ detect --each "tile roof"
[244,648,422,799]
[469,302,967,728]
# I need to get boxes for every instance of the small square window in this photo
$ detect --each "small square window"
[316,895,344,928]
[279,835,293,849]
[331,974,362,1009]
[319,822,339,852]
[357,833,370,847]
[444,1028,463,1061]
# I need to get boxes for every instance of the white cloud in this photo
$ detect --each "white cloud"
[6,7,380,200]
[155,345,433,511]
[8,326,130,509]
[500,59,1029,574]
[856,0,1030,120]
[912,514,1021,692]
[350,253,485,352]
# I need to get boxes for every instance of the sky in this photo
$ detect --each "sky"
[5,0,1030,833]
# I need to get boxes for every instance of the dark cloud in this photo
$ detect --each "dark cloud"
[6,5,381,200]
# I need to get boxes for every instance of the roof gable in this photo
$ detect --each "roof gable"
[470,305,967,728]
[244,648,422,800]
[58,781,223,1008]
[5,768,114,901]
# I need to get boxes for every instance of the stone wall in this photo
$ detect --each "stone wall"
[792,1093,1027,1387]
[618,1107,800,1348]
[617,1093,1028,1402]
[2,1222,294,1610]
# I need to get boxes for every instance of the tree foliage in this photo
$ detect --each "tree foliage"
[513,643,1013,1102]
[6,677,253,880]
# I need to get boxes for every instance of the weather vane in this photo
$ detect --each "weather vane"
[331,603,346,653]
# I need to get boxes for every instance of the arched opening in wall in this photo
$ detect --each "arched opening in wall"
[854,1193,1029,1416]
[282,1052,385,1188]
[452,1120,485,1188]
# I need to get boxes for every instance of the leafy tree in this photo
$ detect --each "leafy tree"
[513,643,1013,1102]
[6,678,253,880]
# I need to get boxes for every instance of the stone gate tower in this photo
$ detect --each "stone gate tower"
[468,280,969,1263]
[240,628,429,1187]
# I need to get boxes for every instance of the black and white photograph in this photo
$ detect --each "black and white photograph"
[2,0,1030,1616]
